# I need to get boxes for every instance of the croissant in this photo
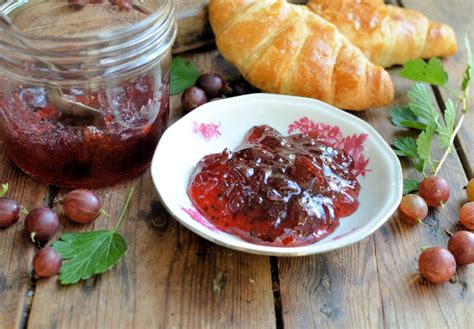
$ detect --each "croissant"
[209,0,394,111]
[307,0,457,68]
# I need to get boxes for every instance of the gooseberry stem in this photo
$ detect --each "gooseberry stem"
[113,188,135,233]
[20,206,29,216]
[444,229,454,237]
[0,183,9,198]
[100,209,110,218]
[418,220,429,228]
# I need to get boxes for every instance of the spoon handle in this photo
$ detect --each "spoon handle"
[0,11,105,123]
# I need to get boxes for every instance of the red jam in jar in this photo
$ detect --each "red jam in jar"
[0,76,169,188]
[188,125,361,247]
[0,0,176,188]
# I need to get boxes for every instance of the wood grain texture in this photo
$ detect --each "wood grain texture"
[174,0,213,54]
[399,0,474,179]
[0,147,49,328]
[277,5,474,321]
[278,238,383,328]
[1,1,473,328]
[358,72,474,328]
[26,51,276,329]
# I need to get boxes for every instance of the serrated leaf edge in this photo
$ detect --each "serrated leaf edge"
[53,232,128,285]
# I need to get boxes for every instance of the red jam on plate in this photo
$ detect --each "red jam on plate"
[188,125,361,247]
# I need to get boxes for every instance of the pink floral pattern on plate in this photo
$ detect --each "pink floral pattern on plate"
[181,206,220,232]
[192,121,221,141]
[288,117,371,177]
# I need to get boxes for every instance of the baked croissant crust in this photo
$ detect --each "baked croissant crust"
[209,0,394,111]
[307,0,457,67]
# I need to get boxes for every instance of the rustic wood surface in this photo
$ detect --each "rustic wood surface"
[174,0,213,54]
[0,1,473,328]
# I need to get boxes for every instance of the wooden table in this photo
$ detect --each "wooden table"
[1,1,473,328]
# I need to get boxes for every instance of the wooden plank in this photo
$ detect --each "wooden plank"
[359,72,473,328]
[278,239,383,328]
[174,0,213,54]
[400,0,474,178]
[0,148,49,328]
[26,50,276,329]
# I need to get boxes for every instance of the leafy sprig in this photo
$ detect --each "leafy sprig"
[416,121,436,173]
[52,188,134,285]
[438,99,456,150]
[392,136,418,158]
[462,36,473,94]
[407,83,439,129]
[392,36,472,194]
[390,105,427,130]
[403,179,420,195]
[170,57,200,95]
[399,57,448,86]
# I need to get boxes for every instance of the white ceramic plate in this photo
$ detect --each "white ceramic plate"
[151,94,402,256]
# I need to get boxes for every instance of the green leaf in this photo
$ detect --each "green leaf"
[0,183,8,198]
[392,136,418,158]
[51,188,134,285]
[170,57,200,95]
[390,105,427,130]
[400,58,448,86]
[414,158,426,173]
[392,137,426,174]
[438,99,456,149]
[462,35,473,92]
[408,83,439,127]
[52,231,127,285]
[416,121,436,173]
[403,179,421,195]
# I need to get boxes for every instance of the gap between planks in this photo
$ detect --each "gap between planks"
[18,185,59,329]
[270,257,284,329]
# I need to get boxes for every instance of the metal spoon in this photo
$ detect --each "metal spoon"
[0,12,105,123]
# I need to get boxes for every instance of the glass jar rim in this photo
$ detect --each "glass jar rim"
[0,0,169,44]
[0,0,177,85]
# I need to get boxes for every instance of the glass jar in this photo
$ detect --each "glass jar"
[0,0,176,188]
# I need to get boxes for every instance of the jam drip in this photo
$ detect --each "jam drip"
[188,125,361,247]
